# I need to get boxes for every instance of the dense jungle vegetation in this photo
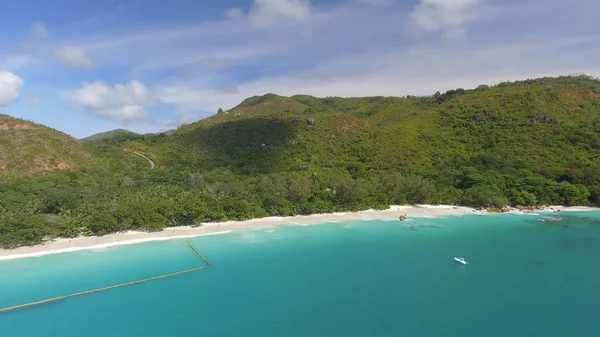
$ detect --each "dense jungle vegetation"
[2,75,600,247]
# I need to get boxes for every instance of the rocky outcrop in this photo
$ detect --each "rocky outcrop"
[484,206,512,213]
[0,123,30,130]
[516,205,536,214]
[529,112,557,124]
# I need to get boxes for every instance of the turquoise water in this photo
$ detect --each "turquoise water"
[1,212,600,337]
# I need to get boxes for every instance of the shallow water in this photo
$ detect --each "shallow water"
[1,212,599,337]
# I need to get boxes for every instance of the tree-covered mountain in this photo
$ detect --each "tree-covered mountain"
[2,74,600,247]
[124,75,600,189]
[0,114,93,177]
[81,129,138,142]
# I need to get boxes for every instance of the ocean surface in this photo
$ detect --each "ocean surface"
[1,212,600,337]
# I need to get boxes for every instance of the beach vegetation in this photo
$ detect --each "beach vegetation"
[2,75,600,247]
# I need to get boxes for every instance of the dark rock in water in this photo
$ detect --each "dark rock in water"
[561,236,600,253]
[530,260,547,268]
[419,224,446,229]
[562,273,581,284]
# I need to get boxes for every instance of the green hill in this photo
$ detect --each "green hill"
[110,75,600,209]
[3,74,600,247]
[81,129,138,142]
[0,114,93,177]
[128,75,600,179]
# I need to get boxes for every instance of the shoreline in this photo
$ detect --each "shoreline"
[0,205,596,262]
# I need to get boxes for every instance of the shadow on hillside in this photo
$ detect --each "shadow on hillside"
[176,117,304,173]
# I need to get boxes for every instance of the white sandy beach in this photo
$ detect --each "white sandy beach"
[0,204,595,261]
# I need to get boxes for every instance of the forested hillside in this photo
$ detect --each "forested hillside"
[0,114,93,177]
[81,129,138,142]
[2,75,600,247]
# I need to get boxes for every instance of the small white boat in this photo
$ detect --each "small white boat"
[454,257,468,265]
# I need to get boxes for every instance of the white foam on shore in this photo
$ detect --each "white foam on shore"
[541,207,597,212]
[0,230,232,262]
[1,204,598,262]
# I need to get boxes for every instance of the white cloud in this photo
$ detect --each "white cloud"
[185,58,230,70]
[155,35,600,120]
[253,0,311,25]
[29,22,48,40]
[51,45,95,69]
[79,2,398,76]
[64,3,129,30]
[0,71,24,106]
[229,0,312,27]
[53,0,600,131]
[226,8,245,20]
[10,23,94,71]
[0,55,31,72]
[71,80,161,122]
[7,23,48,69]
[409,0,484,38]
[354,0,393,7]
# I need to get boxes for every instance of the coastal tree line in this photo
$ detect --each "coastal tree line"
[0,164,593,248]
[2,75,600,248]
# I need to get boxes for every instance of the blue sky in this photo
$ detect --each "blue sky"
[0,0,599,138]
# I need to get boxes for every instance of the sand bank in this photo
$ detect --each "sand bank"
[0,205,595,261]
